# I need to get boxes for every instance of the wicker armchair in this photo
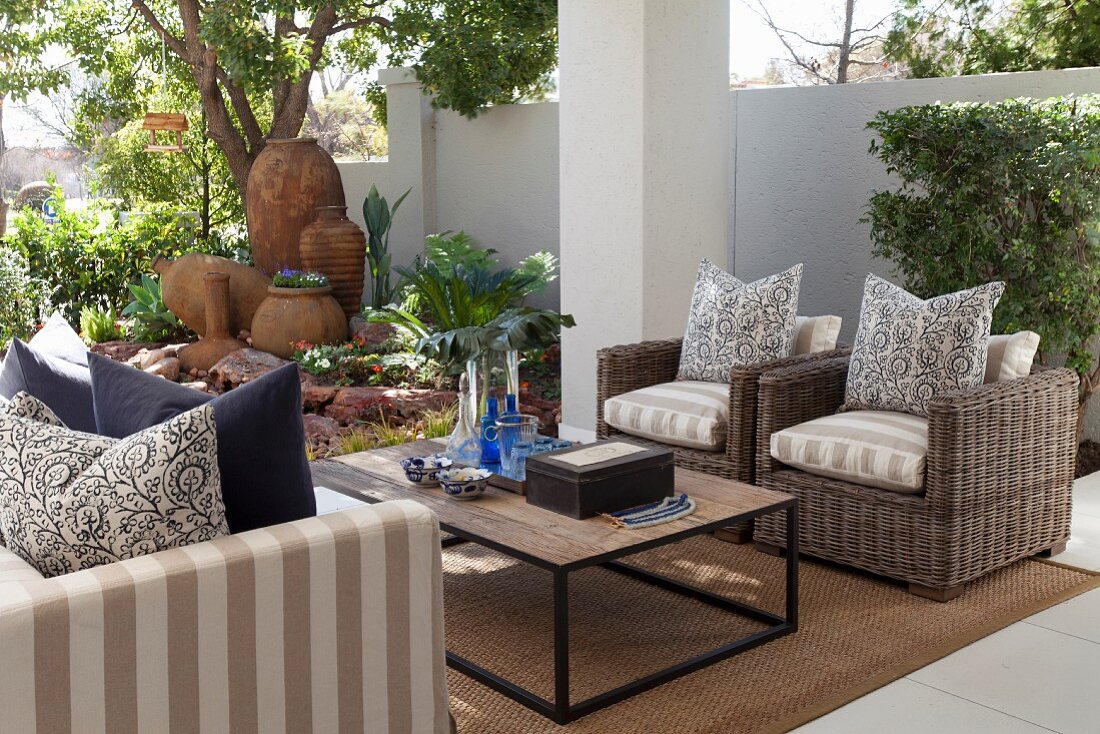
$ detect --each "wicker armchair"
[595,336,850,485]
[753,356,1077,601]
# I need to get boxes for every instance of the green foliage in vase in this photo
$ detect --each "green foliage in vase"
[122,273,183,342]
[363,184,411,309]
[864,95,1100,435]
[79,306,124,344]
[0,249,48,349]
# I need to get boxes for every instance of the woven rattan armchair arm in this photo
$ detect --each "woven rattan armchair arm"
[755,356,850,478]
[596,338,683,437]
[727,347,851,470]
[925,367,1078,512]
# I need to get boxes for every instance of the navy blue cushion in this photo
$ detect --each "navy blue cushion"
[0,339,96,432]
[88,354,316,533]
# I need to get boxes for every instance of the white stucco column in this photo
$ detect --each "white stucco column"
[558,0,731,438]
[375,68,437,268]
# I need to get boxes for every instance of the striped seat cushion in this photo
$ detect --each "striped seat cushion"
[770,410,928,493]
[604,381,729,451]
[0,545,43,584]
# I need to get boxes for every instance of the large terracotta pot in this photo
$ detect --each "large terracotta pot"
[153,253,270,337]
[246,138,346,276]
[299,206,367,318]
[250,285,347,359]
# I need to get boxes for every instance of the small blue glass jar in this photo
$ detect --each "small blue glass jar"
[510,441,534,480]
[533,436,556,455]
[551,439,573,451]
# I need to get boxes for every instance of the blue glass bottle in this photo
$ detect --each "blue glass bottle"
[479,394,501,466]
[500,393,519,420]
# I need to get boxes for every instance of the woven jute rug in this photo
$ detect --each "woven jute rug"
[443,536,1100,733]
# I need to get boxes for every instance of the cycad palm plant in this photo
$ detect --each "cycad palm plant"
[376,258,574,366]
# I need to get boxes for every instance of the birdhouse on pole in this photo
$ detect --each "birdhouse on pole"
[142,113,189,153]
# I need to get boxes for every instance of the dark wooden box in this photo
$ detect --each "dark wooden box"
[525,441,675,519]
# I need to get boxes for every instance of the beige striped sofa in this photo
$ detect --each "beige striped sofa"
[0,500,451,734]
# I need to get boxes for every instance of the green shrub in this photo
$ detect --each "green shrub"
[2,196,248,323]
[0,248,48,349]
[864,95,1100,435]
[79,306,124,344]
[122,274,184,342]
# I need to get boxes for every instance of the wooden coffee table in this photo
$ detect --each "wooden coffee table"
[311,440,798,725]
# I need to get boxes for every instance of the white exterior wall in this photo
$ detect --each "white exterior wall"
[433,103,560,310]
[345,65,1100,437]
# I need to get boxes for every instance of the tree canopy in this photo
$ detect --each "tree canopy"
[17,0,557,198]
[886,0,1100,77]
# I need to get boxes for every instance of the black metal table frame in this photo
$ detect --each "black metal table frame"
[439,499,799,725]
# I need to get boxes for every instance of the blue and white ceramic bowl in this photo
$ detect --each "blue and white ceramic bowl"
[438,467,492,501]
[400,454,453,485]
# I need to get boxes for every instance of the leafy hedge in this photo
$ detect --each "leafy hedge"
[865,95,1100,432]
[2,198,247,325]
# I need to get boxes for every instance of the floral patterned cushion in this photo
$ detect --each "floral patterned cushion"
[0,399,228,578]
[677,261,803,383]
[844,275,1005,417]
[4,390,66,426]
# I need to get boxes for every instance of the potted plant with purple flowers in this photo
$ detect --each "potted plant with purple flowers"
[250,269,347,358]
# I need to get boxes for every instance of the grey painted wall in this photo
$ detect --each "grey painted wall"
[731,67,1100,343]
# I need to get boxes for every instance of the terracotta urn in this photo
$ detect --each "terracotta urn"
[299,206,368,318]
[245,138,346,277]
[178,272,248,373]
[250,285,347,359]
[153,253,270,337]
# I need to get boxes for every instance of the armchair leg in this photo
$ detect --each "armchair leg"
[714,520,755,544]
[1036,540,1068,558]
[908,582,964,603]
[754,541,785,557]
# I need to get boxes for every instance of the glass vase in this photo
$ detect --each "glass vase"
[446,373,482,468]
[465,349,520,423]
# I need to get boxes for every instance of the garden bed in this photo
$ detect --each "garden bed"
[90,334,563,458]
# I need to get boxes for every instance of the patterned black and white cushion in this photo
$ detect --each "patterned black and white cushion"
[844,275,1004,416]
[677,261,803,382]
[0,401,229,578]
[4,390,66,426]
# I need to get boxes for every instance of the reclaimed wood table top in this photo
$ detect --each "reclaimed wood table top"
[311,439,794,570]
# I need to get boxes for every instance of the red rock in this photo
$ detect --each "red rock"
[91,341,165,363]
[208,348,289,389]
[303,414,340,444]
[324,387,456,426]
[302,385,339,413]
[349,316,397,346]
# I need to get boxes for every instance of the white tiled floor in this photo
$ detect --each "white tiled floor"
[793,473,1100,734]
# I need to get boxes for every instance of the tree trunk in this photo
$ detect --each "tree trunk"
[836,0,855,84]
